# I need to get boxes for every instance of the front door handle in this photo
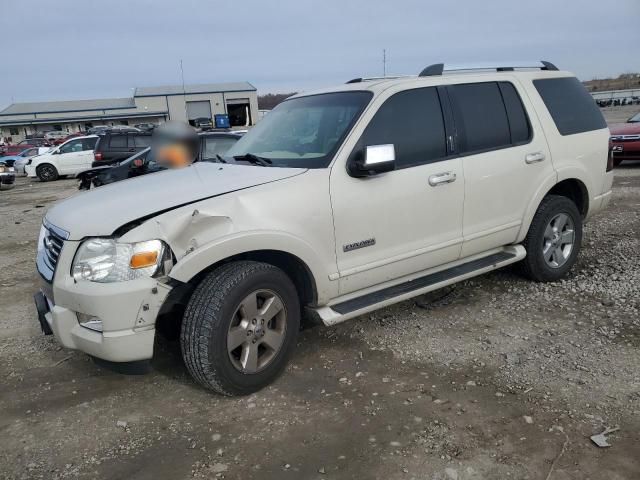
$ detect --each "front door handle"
[428,171,457,187]
[525,152,546,164]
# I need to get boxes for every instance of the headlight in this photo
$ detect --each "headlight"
[37,225,46,254]
[71,238,169,283]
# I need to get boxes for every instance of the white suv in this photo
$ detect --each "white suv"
[34,61,613,395]
[26,135,98,181]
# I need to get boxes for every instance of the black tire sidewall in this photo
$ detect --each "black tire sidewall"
[526,196,583,281]
[194,264,300,395]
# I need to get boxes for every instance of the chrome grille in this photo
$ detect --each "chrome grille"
[43,228,65,271]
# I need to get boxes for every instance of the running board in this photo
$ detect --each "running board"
[313,246,526,326]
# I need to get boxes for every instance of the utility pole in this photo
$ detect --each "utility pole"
[383,49,387,77]
[180,59,187,121]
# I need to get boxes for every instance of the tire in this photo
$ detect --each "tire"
[36,164,59,182]
[521,195,583,282]
[613,157,623,167]
[180,261,300,396]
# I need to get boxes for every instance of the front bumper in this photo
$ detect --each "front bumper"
[24,164,36,177]
[36,236,172,362]
[0,172,15,190]
[610,141,640,161]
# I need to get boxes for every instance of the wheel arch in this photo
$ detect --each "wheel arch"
[184,249,319,307]
[517,175,590,242]
[547,178,589,218]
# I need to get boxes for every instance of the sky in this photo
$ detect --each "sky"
[1,0,638,109]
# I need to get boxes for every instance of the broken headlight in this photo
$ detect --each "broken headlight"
[71,238,170,283]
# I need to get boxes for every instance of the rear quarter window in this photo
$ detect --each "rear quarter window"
[133,135,152,148]
[533,77,607,136]
[108,135,128,148]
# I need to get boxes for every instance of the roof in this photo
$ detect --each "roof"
[134,81,256,97]
[0,98,135,116]
[292,69,574,99]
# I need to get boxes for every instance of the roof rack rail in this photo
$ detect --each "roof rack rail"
[345,75,412,84]
[418,60,558,77]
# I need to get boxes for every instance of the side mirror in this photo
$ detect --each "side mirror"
[348,144,396,177]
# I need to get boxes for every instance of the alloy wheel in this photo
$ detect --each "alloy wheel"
[542,213,575,268]
[227,289,287,373]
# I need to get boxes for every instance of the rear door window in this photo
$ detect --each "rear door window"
[533,77,607,135]
[355,87,447,169]
[82,137,98,151]
[449,82,511,153]
[498,82,531,144]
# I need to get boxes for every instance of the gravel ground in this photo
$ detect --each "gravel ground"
[1,119,639,479]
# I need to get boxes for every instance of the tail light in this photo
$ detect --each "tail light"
[94,151,102,162]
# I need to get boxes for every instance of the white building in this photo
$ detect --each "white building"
[0,81,258,142]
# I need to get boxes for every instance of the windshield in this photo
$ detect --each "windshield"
[224,91,372,168]
[629,112,640,123]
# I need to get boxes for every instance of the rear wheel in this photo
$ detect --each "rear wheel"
[521,195,582,282]
[36,164,58,182]
[180,261,300,396]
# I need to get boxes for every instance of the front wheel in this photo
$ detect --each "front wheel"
[36,164,59,182]
[521,195,583,282]
[180,261,300,396]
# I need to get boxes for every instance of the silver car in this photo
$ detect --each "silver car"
[14,147,51,175]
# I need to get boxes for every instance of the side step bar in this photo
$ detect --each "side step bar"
[313,246,526,326]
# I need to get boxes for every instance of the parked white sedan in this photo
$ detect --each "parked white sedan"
[25,136,98,181]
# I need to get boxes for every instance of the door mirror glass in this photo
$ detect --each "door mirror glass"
[349,144,396,177]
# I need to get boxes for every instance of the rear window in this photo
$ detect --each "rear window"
[533,77,606,136]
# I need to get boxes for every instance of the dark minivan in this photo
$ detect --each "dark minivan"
[92,131,152,167]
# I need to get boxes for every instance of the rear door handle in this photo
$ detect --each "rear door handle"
[525,152,546,164]
[428,171,457,187]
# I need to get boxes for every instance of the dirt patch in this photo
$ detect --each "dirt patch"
[1,164,639,479]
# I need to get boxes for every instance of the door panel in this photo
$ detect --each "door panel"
[331,159,464,294]
[56,139,84,174]
[330,86,464,295]
[448,80,555,257]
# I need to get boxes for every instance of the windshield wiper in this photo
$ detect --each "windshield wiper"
[215,154,227,163]
[233,153,273,167]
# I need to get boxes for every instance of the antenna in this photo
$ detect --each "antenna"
[383,49,387,77]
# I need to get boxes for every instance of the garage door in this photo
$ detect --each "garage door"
[186,101,212,120]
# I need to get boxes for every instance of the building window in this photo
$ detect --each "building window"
[9,127,19,136]
[84,122,93,130]
[119,120,129,126]
[53,124,63,131]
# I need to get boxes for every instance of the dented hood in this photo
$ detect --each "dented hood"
[46,162,306,240]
